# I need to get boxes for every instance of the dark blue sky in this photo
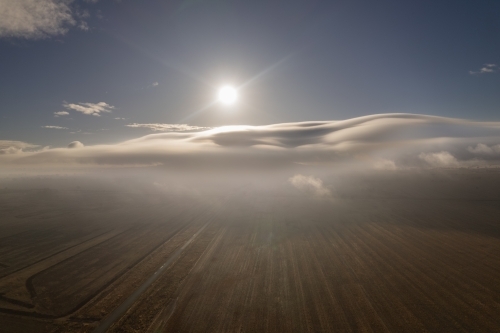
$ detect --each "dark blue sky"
[1,0,499,147]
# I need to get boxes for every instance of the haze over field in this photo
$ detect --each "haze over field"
[1,1,500,332]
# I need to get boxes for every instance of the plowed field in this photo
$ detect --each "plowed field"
[1,170,500,332]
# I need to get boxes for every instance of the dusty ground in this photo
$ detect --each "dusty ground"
[1,170,500,332]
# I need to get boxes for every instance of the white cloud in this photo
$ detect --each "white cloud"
[67,141,84,148]
[469,64,498,75]
[289,174,331,197]
[54,111,69,117]
[0,140,39,154]
[419,151,459,167]
[0,0,76,39]
[468,143,500,155]
[126,123,210,132]
[42,125,68,129]
[3,114,500,171]
[63,102,114,116]
[373,158,397,170]
[0,0,100,39]
[115,117,127,120]
[78,21,89,31]
[144,82,159,89]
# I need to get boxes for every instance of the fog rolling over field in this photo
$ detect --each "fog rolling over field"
[1,115,500,332]
[2,0,500,331]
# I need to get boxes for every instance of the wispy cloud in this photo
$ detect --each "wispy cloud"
[289,174,331,197]
[373,158,397,170]
[0,140,39,154]
[0,0,95,39]
[78,21,89,31]
[468,143,500,155]
[63,102,114,116]
[142,82,159,89]
[42,125,68,129]
[469,63,498,75]
[419,151,459,167]
[54,111,69,117]
[126,123,210,132]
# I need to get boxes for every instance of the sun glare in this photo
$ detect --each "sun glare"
[218,86,238,105]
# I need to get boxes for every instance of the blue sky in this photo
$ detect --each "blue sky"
[1,0,499,148]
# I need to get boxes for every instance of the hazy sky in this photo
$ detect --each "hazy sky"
[1,0,499,148]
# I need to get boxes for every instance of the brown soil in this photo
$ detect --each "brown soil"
[1,171,500,332]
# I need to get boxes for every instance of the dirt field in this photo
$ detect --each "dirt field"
[1,170,500,332]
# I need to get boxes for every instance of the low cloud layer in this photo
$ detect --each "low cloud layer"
[3,114,500,173]
[126,123,211,132]
[0,140,39,155]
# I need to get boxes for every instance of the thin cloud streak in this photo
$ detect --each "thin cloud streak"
[63,102,114,116]
[126,123,211,132]
[54,111,69,117]
[42,125,68,129]
[469,63,498,75]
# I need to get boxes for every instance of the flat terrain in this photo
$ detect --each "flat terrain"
[1,170,500,332]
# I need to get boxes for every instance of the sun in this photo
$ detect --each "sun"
[218,86,238,105]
